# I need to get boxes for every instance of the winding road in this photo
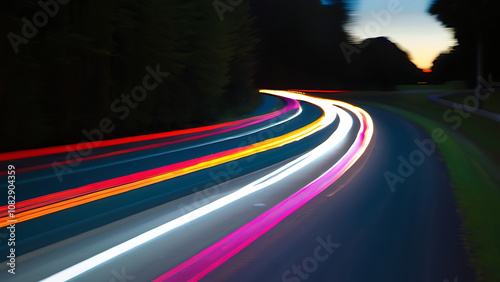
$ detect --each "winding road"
[0,90,474,281]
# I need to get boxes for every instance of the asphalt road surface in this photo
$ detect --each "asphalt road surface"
[0,91,474,282]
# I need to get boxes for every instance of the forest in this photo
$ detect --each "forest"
[1,0,259,151]
[1,0,498,152]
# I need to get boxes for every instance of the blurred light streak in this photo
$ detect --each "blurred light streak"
[0,98,296,162]
[154,93,374,281]
[288,89,352,93]
[0,98,299,175]
[0,101,300,218]
[0,96,327,227]
[40,90,346,282]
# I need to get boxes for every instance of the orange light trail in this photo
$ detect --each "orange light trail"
[40,91,373,282]
[154,92,374,281]
[0,98,333,228]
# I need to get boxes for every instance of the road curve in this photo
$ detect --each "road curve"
[0,91,474,282]
[203,98,475,282]
[0,91,371,281]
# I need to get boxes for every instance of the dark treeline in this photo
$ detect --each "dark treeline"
[348,37,424,90]
[250,0,422,90]
[0,0,259,152]
[1,0,432,152]
[429,0,500,85]
[250,0,351,90]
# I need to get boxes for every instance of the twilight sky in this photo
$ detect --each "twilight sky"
[343,0,456,70]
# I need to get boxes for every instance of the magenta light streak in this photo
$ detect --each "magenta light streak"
[154,107,371,282]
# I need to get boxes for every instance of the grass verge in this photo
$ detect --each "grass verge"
[443,91,500,114]
[364,101,500,282]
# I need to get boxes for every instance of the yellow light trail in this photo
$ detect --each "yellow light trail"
[41,91,373,282]
[0,94,335,228]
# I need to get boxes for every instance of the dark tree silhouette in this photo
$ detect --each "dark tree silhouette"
[0,0,259,152]
[250,0,352,90]
[348,37,423,90]
[429,0,500,85]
